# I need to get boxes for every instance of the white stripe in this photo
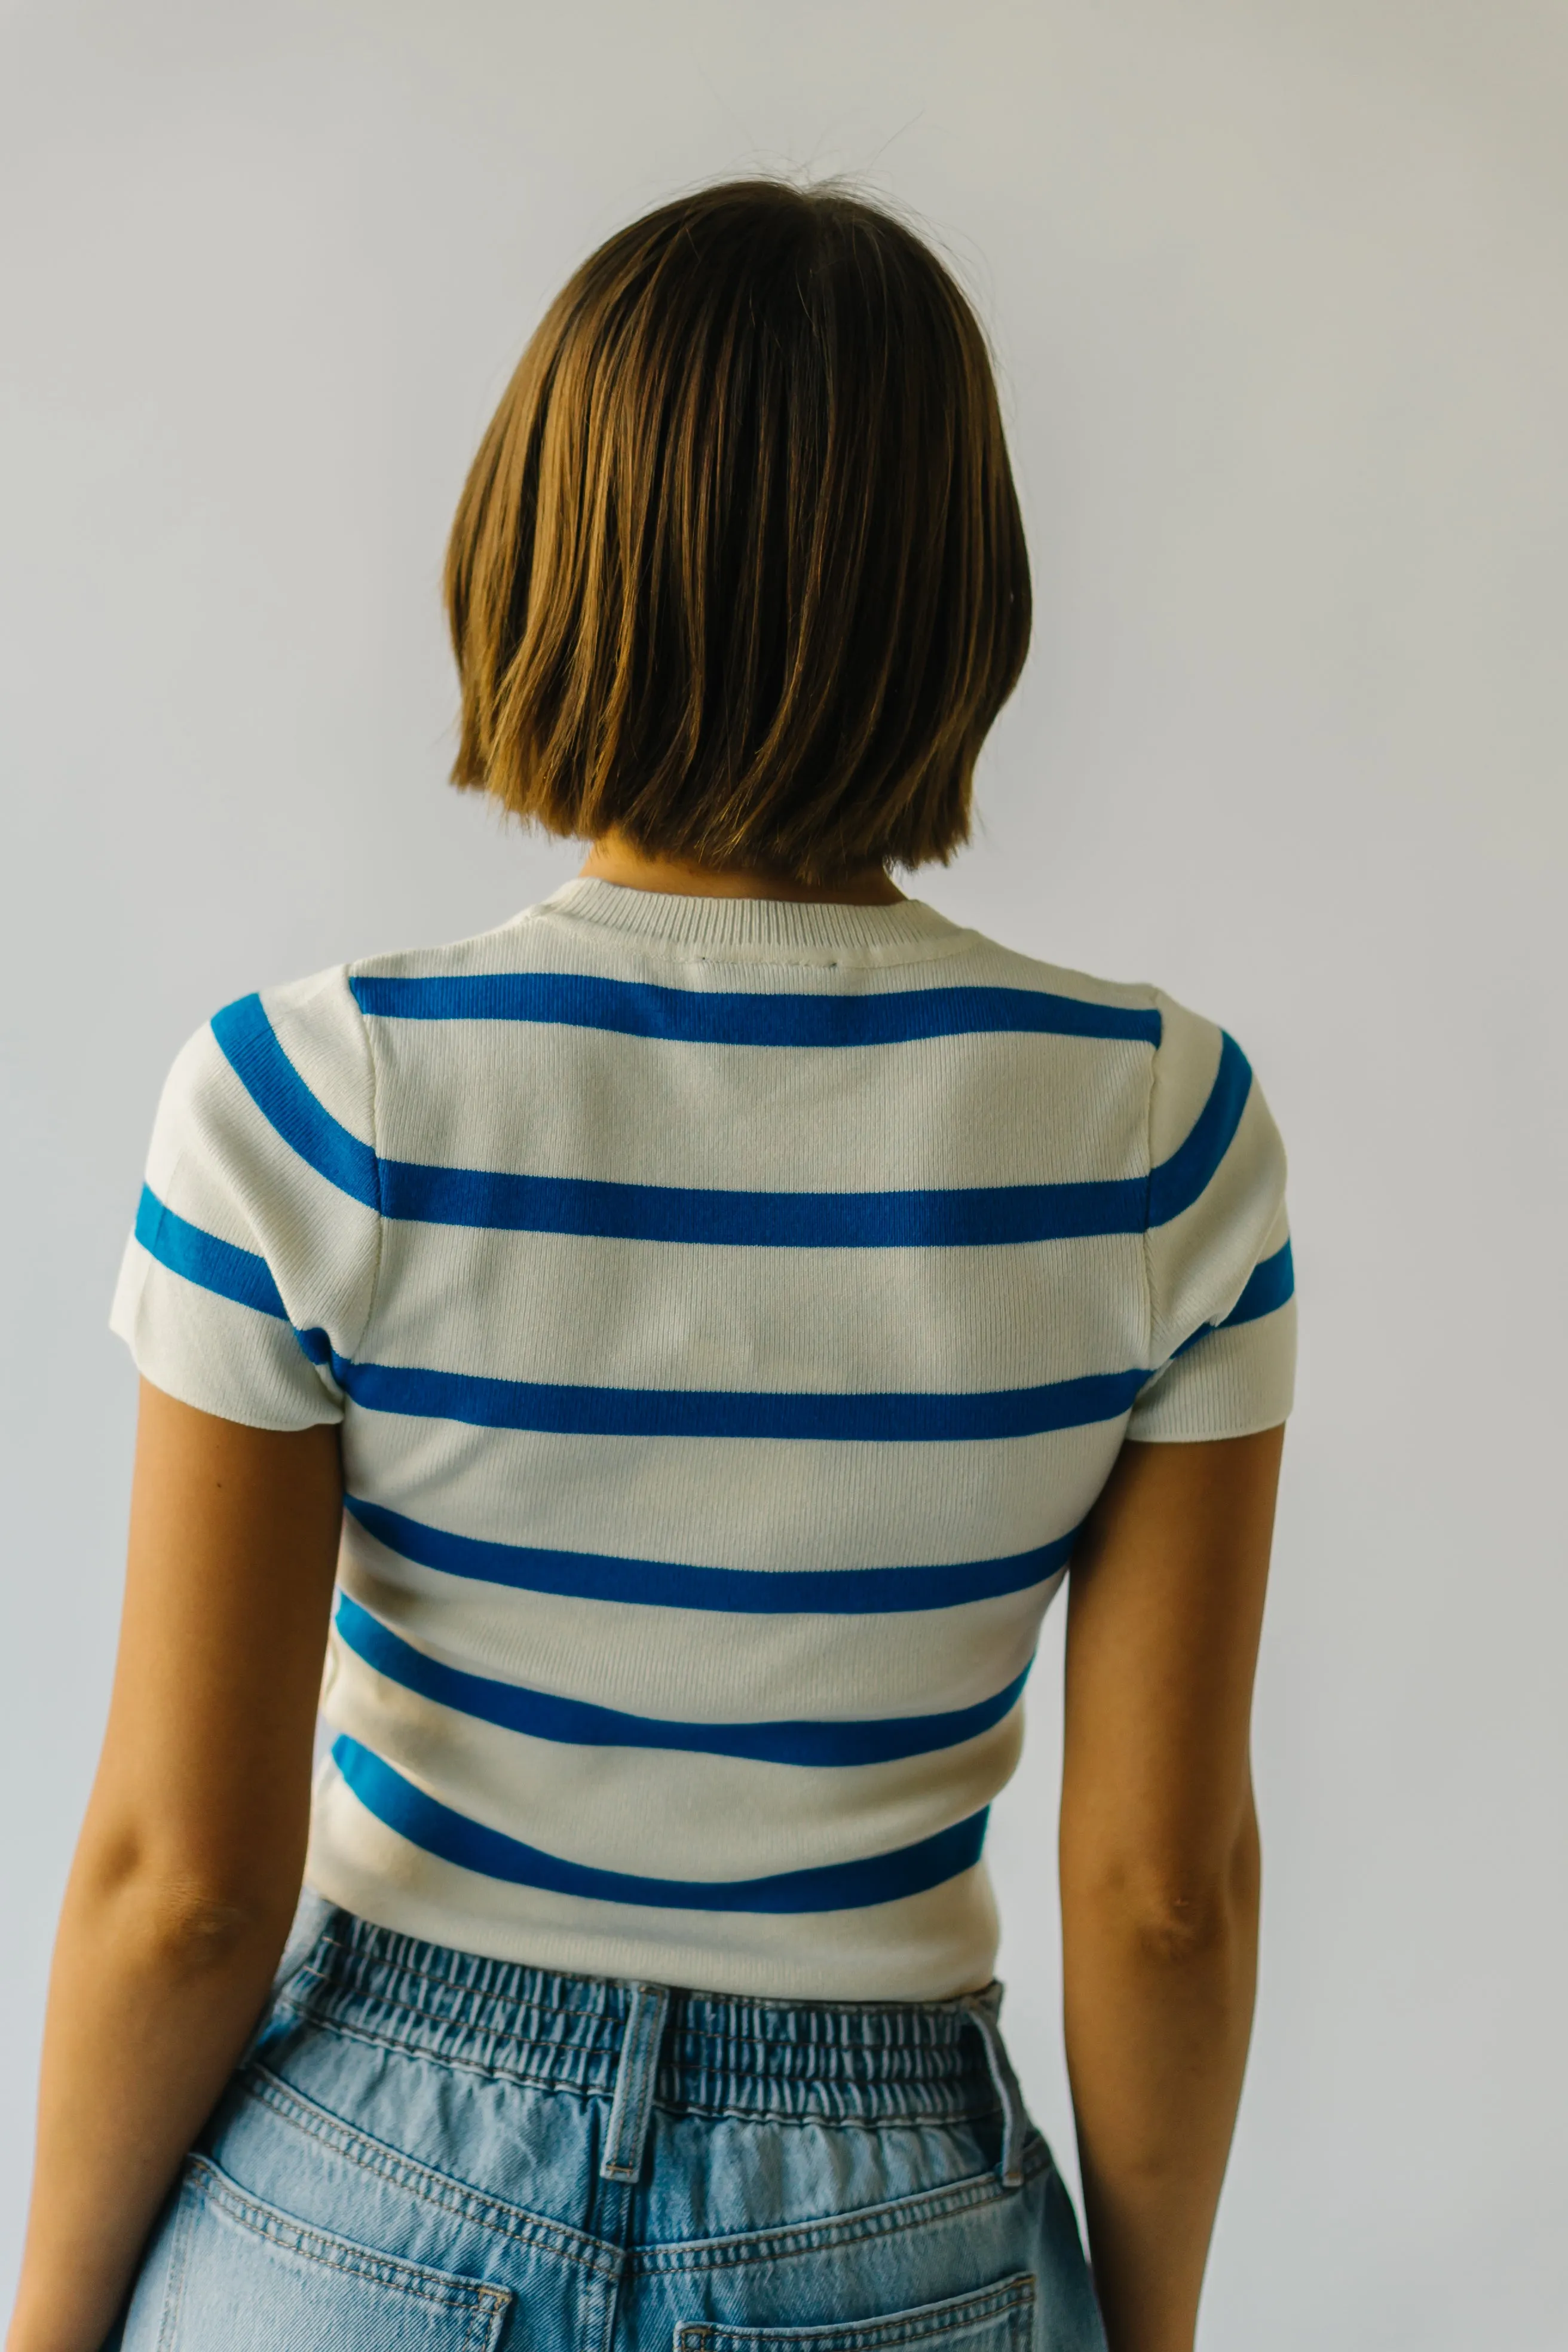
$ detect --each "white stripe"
[367,1226,1147,1394]
[306,1760,1002,2002]
[336,1537,1062,1722]
[1129,1297,1297,1441]
[339,1419,1120,1573]
[372,1023,1152,1191]
[110,1247,342,1430]
[1147,988,1225,1164]
[254,965,375,1140]
[321,1633,1024,1879]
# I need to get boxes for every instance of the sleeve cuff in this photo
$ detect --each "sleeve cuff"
[110,1241,345,1431]
[1125,1299,1296,1443]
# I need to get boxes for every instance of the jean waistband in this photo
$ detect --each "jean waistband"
[278,1907,1025,2154]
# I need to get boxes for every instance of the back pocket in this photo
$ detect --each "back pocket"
[676,2273,1035,2352]
[155,2157,510,2351]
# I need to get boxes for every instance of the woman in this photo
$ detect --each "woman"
[10,180,1292,2352]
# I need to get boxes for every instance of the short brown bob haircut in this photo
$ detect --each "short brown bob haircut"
[445,179,1031,881]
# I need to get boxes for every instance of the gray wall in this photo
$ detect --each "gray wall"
[3,4,1564,2342]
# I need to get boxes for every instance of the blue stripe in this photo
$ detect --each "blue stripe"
[1220,1238,1294,1328]
[331,1734,988,1911]
[330,1358,1144,1443]
[134,1186,286,1318]
[210,994,380,1209]
[196,986,1238,1254]
[1146,1032,1254,1228]
[350,972,1161,1049]
[335,1592,1030,1765]
[1171,1239,1296,1359]
[379,1160,1150,1246]
[203,988,1159,1247]
[344,1497,1078,1613]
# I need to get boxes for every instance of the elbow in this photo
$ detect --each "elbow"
[1118,1874,1250,1972]
[122,1881,274,1976]
[69,1837,296,1980]
[115,1875,290,1984]
[1066,1812,1261,1972]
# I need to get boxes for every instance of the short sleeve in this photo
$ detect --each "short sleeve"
[1126,988,1297,1443]
[110,966,381,1429]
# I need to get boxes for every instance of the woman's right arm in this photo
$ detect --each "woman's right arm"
[7,1382,342,2352]
[1059,1425,1284,2352]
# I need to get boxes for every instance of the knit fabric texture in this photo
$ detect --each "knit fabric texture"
[111,880,1295,1998]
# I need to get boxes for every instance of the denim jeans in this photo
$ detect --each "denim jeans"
[119,1897,1105,2352]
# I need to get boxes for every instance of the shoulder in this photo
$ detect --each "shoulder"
[934,924,1161,1020]
[939,926,1247,1062]
[945,926,1282,1176]
[345,902,567,988]
[957,932,1259,1105]
[153,964,373,1167]
[168,905,553,1101]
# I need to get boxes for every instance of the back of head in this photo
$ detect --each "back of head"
[446,179,1031,883]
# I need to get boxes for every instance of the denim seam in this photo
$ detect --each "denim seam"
[632,2145,1053,2276]
[277,1996,995,2126]
[242,2056,1043,2284]
[638,2094,1006,2133]
[185,2157,509,2344]
[600,1983,669,2183]
[675,2271,1036,2348]
[243,2068,619,2278]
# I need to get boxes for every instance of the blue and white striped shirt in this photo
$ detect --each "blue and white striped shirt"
[112,880,1295,1999]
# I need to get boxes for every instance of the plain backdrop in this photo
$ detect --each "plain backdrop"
[3,2,1565,2344]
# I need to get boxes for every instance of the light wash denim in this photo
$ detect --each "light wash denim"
[117,1897,1105,2352]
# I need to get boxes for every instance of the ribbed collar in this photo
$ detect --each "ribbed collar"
[535,877,969,963]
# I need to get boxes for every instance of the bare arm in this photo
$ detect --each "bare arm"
[7,1382,342,2352]
[1060,1426,1284,2352]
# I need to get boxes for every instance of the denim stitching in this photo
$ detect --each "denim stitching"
[599,1983,669,2182]
[185,2157,508,2344]
[242,2068,618,2278]
[236,2053,1047,2284]
[274,1995,626,2097]
[633,2145,1052,2277]
[675,2271,1035,2348]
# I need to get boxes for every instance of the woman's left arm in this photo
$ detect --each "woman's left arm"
[7,1380,343,2352]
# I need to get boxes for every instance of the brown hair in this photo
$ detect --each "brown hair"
[445,179,1030,881]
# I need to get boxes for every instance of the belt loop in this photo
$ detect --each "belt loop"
[962,1983,1026,2189]
[600,1983,670,2183]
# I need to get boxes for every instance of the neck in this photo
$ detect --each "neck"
[579,832,905,906]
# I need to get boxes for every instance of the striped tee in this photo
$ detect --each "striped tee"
[111,880,1295,2000]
